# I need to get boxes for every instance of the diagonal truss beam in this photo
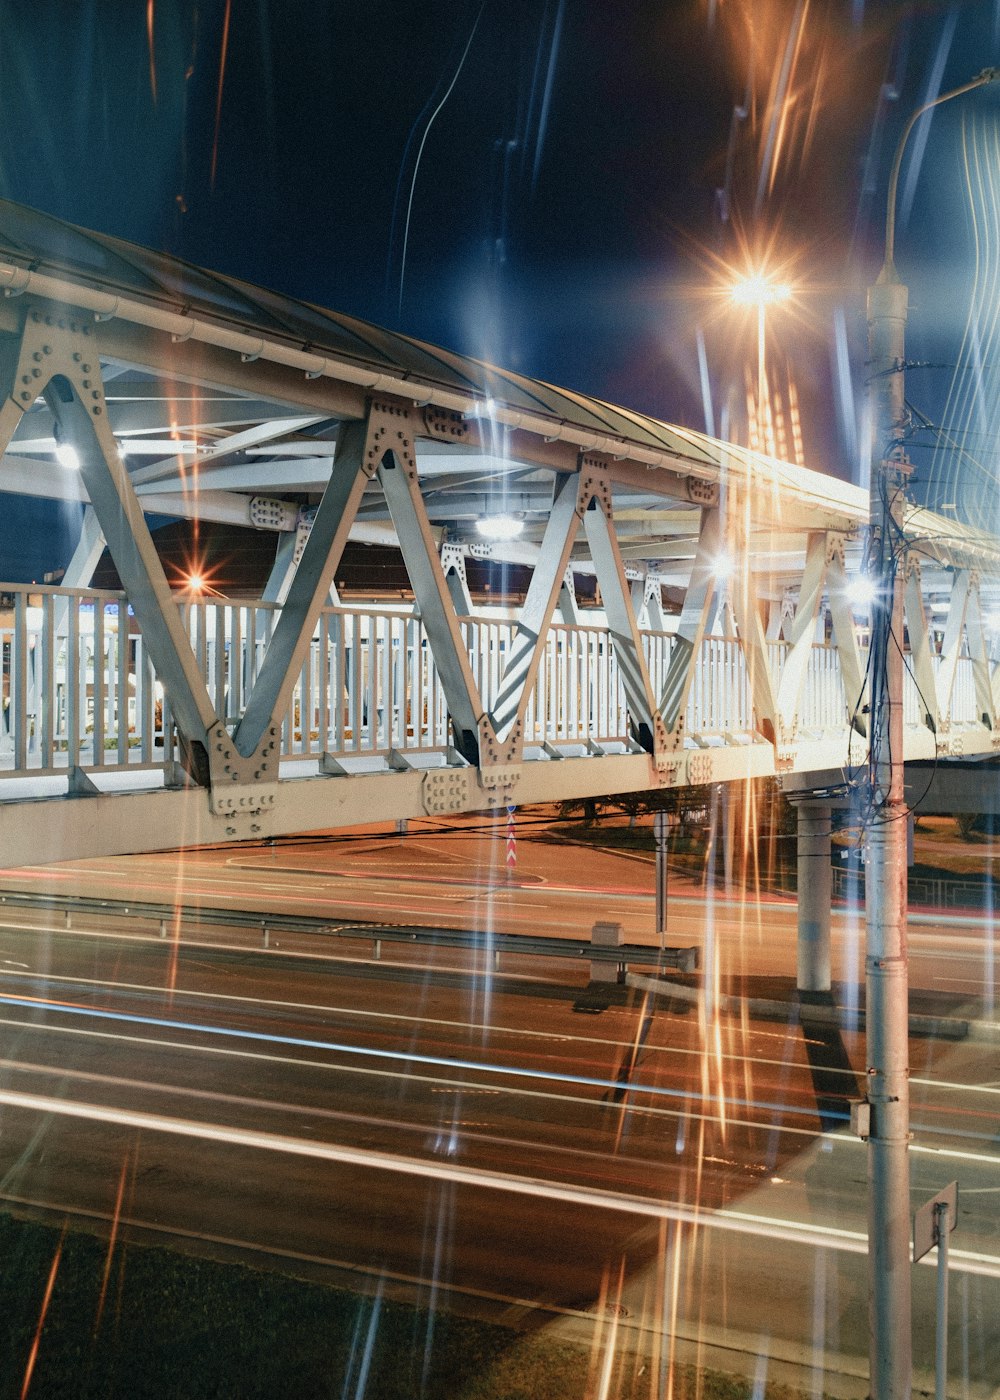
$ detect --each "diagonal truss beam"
[0,309,222,764]
[376,411,486,763]
[128,414,330,486]
[902,559,936,732]
[824,545,867,736]
[964,575,997,729]
[727,495,779,745]
[935,568,972,726]
[489,472,584,746]
[658,506,723,738]
[775,532,829,742]
[233,409,380,758]
[581,470,665,754]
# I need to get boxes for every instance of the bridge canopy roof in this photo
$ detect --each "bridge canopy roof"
[0,197,996,584]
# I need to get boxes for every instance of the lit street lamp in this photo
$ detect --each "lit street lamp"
[731,272,791,453]
[865,65,999,1400]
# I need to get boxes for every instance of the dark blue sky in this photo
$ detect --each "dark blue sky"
[1,1,999,577]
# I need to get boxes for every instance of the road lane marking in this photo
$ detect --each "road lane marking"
[1,992,996,1154]
[0,965,859,1080]
[0,1010,843,1143]
[3,1007,995,1161]
[0,1083,997,1277]
[0,990,839,1124]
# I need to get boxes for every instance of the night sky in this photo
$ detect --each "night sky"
[1,0,1000,578]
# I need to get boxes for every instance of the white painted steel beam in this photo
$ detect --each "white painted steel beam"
[581,472,665,754]
[965,578,998,728]
[935,569,971,726]
[775,533,830,743]
[903,561,937,732]
[657,507,723,737]
[488,472,583,748]
[825,544,867,735]
[232,409,379,759]
[376,412,486,762]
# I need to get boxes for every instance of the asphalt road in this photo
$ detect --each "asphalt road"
[3,816,998,1006]
[0,817,997,1394]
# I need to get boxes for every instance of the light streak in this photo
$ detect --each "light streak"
[0,1020,843,1162]
[831,306,857,467]
[898,9,959,229]
[20,1226,65,1400]
[146,0,157,105]
[528,0,564,195]
[0,992,847,1126]
[397,4,485,319]
[696,325,717,438]
[590,1256,626,1400]
[756,0,810,210]
[94,1149,131,1336]
[209,0,233,191]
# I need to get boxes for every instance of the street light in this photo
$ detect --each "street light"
[731,271,791,454]
[865,65,999,1400]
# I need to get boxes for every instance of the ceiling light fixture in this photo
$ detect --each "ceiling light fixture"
[55,440,80,470]
[475,514,524,541]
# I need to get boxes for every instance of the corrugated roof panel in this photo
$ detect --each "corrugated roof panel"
[0,202,165,293]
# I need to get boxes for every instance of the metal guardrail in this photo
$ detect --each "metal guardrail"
[832,866,996,910]
[0,889,699,974]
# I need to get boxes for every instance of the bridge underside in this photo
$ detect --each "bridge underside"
[0,203,998,865]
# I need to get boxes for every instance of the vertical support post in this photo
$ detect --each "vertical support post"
[720,783,735,889]
[934,1201,949,1400]
[866,266,912,1400]
[861,77,1000,1389]
[796,800,832,993]
[654,809,670,938]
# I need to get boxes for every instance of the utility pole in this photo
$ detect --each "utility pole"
[865,67,998,1400]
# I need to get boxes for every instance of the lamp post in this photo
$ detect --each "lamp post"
[731,272,790,452]
[865,66,998,1400]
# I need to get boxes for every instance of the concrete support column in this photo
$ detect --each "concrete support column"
[796,800,832,992]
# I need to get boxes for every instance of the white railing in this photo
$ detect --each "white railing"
[799,644,852,731]
[461,617,629,746]
[0,585,163,772]
[1,583,989,782]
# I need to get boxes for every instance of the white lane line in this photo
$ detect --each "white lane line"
[0,965,856,1078]
[0,1013,827,1144]
[0,1083,997,1276]
[912,1077,1000,1096]
[0,1056,646,1175]
[822,1131,1000,1169]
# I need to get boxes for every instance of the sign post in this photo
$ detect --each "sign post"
[913,1181,958,1400]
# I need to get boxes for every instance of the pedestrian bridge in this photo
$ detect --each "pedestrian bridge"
[0,200,998,865]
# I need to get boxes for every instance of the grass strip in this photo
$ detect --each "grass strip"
[0,1212,814,1399]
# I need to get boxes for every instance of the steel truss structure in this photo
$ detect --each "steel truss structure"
[0,201,998,865]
